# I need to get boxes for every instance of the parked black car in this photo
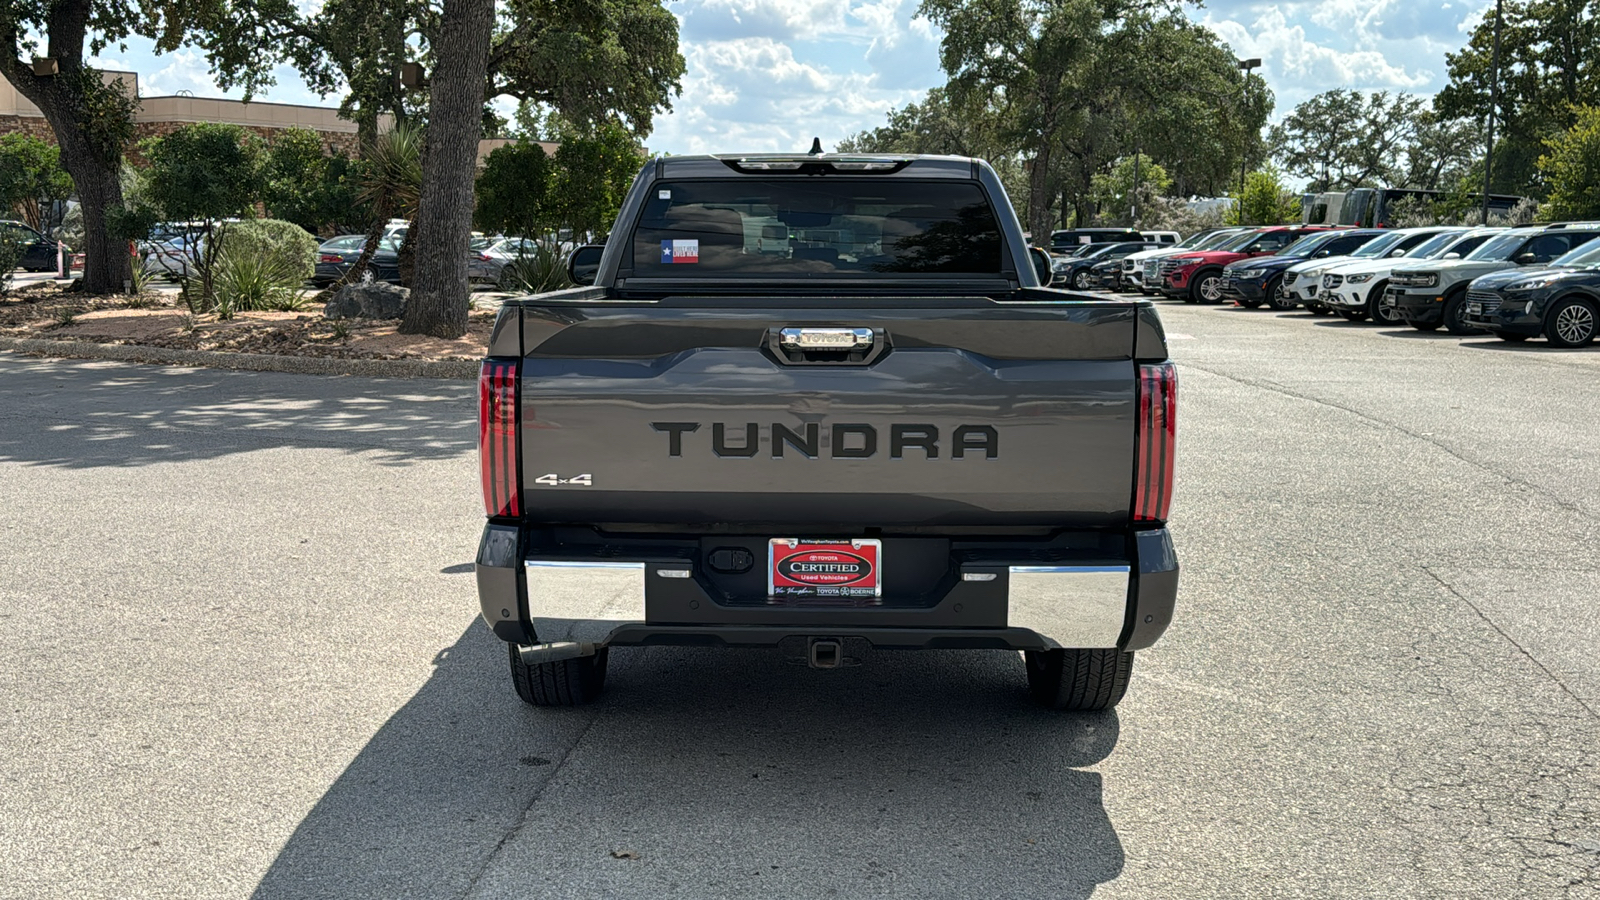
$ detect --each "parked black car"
[2,220,64,271]
[1090,257,1125,290]
[314,234,401,285]
[1462,236,1600,347]
[1052,240,1158,290]
[1220,229,1385,310]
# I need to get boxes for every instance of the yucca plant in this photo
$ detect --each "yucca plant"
[340,123,422,287]
[501,241,574,294]
[213,244,307,314]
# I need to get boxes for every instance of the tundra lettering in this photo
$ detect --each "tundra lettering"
[650,422,1000,459]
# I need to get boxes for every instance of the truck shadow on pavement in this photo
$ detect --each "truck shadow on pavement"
[0,354,475,469]
[253,623,1124,900]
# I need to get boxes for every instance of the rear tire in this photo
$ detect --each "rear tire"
[1337,310,1368,322]
[1025,648,1134,711]
[1410,320,1441,331]
[1496,333,1529,342]
[509,643,609,706]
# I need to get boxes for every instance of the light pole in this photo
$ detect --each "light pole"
[1237,58,1262,224]
[1482,0,1503,225]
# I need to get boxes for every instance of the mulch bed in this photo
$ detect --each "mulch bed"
[0,282,494,361]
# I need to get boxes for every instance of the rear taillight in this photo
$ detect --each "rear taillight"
[479,359,520,517]
[479,253,492,261]
[1134,362,1177,523]
[320,254,342,263]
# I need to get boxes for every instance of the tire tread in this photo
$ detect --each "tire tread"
[1026,648,1134,711]
[509,643,609,706]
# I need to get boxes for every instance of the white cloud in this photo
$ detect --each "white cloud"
[647,36,925,153]
[143,49,227,97]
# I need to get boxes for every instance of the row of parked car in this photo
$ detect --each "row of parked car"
[1052,222,1600,348]
[137,220,555,291]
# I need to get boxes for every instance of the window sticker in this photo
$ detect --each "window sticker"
[658,189,671,200]
[660,239,700,264]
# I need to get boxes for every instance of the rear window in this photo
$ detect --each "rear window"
[630,180,1003,277]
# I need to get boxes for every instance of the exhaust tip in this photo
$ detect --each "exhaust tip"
[808,638,843,670]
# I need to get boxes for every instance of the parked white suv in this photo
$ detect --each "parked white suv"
[1313,228,1502,324]
[1284,227,1459,312]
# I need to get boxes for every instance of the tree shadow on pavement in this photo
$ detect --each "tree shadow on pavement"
[0,353,475,469]
[253,624,1124,900]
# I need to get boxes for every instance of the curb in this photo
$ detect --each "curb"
[0,336,479,380]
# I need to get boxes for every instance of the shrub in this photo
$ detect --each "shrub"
[219,218,318,284]
[0,233,24,294]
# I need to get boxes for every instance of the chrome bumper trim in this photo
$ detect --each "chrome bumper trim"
[521,560,1132,651]
[526,561,646,644]
[1006,565,1130,649]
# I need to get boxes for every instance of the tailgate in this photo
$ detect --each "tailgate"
[512,298,1157,528]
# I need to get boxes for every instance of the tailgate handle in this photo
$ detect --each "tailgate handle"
[779,327,874,351]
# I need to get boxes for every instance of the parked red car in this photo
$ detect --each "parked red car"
[1159,226,1336,304]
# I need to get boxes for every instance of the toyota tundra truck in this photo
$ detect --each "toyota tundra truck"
[475,152,1179,712]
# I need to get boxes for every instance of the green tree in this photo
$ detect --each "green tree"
[1436,0,1600,196]
[0,0,203,290]
[551,122,646,239]
[201,0,685,337]
[475,141,555,239]
[143,123,266,307]
[1089,153,1170,227]
[916,0,1267,237]
[0,133,73,231]
[1271,90,1430,191]
[262,127,360,235]
[1227,169,1299,226]
[1539,105,1600,221]
[1403,111,1481,191]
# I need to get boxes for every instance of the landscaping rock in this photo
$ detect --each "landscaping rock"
[325,282,409,320]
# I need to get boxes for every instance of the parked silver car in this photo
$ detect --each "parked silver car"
[470,237,563,289]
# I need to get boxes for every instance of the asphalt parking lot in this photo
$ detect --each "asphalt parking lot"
[2,299,1598,899]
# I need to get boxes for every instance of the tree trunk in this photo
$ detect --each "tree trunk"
[1027,146,1053,246]
[1,65,131,294]
[400,0,495,339]
[57,137,129,293]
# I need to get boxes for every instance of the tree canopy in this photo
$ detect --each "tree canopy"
[1539,105,1600,221]
[0,0,221,290]
[0,132,73,231]
[1436,0,1600,195]
[900,0,1269,237]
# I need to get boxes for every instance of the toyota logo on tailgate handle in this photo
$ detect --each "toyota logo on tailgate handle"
[779,327,874,350]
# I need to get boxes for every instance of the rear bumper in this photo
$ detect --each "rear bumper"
[476,524,1179,654]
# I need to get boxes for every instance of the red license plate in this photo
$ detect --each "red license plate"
[768,539,882,598]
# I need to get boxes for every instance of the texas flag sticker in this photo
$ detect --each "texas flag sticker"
[660,239,699,264]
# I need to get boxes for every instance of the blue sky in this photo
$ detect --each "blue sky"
[88,0,1496,155]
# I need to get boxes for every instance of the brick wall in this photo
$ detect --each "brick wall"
[0,115,58,143]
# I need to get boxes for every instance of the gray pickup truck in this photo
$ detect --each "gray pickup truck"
[475,152,1179,711]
